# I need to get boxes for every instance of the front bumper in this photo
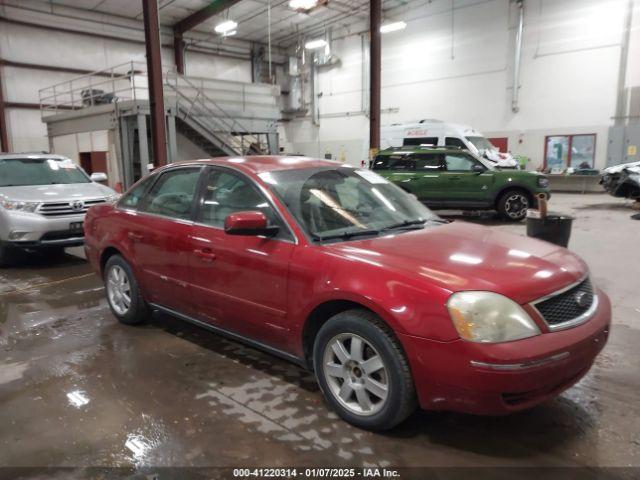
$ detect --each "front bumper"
[0,210,86,248]
[400,288,611,415]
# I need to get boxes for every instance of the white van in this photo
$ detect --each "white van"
[380,119,518,168]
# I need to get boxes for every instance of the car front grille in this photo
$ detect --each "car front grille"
[38,198,105,217]
[533,277,596,329]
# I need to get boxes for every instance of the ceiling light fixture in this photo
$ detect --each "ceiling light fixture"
[380,21,407,33]
[304,38,327,49]
[289,0,319,11]
[215,19,238,36]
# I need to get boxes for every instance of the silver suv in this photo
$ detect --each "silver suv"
[0,153,118,265]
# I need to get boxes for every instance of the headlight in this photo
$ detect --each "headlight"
[447,291,540,343]
[104,193,121,204]
[0,200,40,213]
[537,177,549,188]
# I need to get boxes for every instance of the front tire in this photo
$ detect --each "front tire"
[497,189,530,221]
[313,309,416,430]
[104,254,150,325]
[0,242,16,267]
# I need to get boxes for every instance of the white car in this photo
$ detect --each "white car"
[380,119,519,169]
[0,153,119,266]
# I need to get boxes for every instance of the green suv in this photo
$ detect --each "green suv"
[372,146,550,221]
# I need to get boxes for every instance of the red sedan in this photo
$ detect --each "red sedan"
[84,156,610,430]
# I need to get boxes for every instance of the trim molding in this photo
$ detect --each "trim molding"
[150,303,306,368]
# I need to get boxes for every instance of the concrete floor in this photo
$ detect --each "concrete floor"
[1,193,639,471]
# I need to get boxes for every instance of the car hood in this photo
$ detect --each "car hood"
[324,221,587,304]
[0,183,116,202]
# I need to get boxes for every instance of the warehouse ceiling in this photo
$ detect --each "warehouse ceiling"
[45,0,414,47]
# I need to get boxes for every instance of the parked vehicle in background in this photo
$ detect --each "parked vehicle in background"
[600,161,640,200]
[85,156,609,430]
[381,119,519,168]
[372,146,549,220]
[0,153,119,266]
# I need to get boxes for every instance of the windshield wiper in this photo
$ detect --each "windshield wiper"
[382,218,428,231]
[311,228,381,243]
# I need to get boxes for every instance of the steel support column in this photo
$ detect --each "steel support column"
[0,65,9,152]
[142,0,168,167]
[369,0,382,157]
[166,114,177,162]
[136,114,150,176]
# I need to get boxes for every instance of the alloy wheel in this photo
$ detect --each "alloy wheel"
[504,193,529,219]
[322,333,389,416]
[107,265,132,315]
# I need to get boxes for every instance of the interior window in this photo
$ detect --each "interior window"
[445,137,467,149]
[403,137,438,146]
[444,154,475,172]
[118,175,154,210]
[414,154,443,170]
[200,169,291,240]
[141,168,200,220]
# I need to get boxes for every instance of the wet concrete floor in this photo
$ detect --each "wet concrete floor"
[1,193,639,470]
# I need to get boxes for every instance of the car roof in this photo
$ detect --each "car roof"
[162,155,346,174]
[0,152,71,161]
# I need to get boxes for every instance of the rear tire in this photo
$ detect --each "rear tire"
[104,254,150,325]
[497,189,530,221]
[312,309,417,430]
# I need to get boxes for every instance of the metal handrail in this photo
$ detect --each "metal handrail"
[38,60,270,155]
[165,72,263,154]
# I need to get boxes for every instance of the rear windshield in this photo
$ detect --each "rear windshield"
[0,158,90,187]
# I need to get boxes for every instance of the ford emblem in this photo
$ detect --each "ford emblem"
[574,291,590,308]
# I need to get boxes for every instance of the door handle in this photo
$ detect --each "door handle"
[193,248,217,262]
[448,176,461,180]
[128,231,143,241]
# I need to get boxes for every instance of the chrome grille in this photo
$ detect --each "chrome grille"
[38,198,105,217]
[533,278,596,329]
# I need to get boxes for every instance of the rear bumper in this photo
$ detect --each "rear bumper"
[400,288,610,415]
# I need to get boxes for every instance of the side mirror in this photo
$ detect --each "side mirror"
[91,172,108,182]
[224,211,279,237]
[472,164,485,174]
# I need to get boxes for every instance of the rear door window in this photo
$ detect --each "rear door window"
[444,154,476,172]
[372,155,416,171]
[140,167,201,220]
[118,175,155,210]
[414,154,444,171]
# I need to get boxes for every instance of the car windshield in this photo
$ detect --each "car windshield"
[0,158,90,187]
[465,136,495,152]
[260,166,442,242]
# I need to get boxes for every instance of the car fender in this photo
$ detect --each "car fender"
[288,247,459,354]
[93,208,139,277]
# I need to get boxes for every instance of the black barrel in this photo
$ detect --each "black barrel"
[526,214,574,248]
